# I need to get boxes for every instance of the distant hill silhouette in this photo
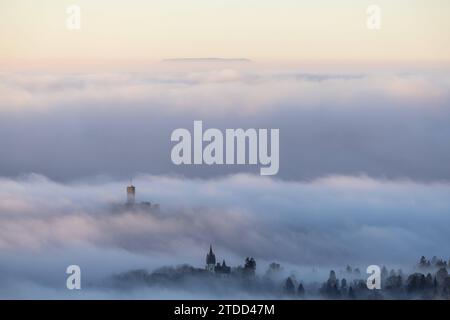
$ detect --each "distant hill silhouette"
[162,58,251,63]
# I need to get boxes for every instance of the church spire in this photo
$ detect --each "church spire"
[206,244,216,272]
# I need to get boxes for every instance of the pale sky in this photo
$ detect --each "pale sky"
[1,0,450,66]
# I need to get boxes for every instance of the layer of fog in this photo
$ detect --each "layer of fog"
[1,67,449,182]
[0,174,449,298]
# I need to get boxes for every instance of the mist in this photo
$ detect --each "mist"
[1,64,450,298]
[0,173,449,298]
[1,67,450,182]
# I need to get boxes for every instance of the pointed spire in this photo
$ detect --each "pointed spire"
[209,244,213,254]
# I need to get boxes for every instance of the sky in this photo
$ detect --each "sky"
[1,0,450,66]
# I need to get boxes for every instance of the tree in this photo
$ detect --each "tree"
[297,283,305,297]
[329,270,337,283]
[443,277,450,298]
[284,277,296,296]
[407,273,426,293]
[244,257,256,276]
[436,259,446,268]
[425,273,433,289]
[321,270,340,298]
[419,256,427,267]
[340,278,348,296]
[381,266,388,280]
[269,262,280,271]
[265,262,282,277]
[385,274,402,291]
[348,286,356,299]
[341,278,347,289]
[433,276,438,295]
[436,267,448,286]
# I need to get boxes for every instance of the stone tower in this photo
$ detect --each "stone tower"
[126,184,135,205]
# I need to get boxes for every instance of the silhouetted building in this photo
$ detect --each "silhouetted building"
[126,185,135,205]
[206,245,216,272]
[215,260,231,275]
[124,183,160,211]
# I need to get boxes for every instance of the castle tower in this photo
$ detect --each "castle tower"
[205,245,216,272]
[126,184,135,205]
